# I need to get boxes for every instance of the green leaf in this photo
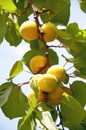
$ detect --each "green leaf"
[70,81,86,106]
[0,0,17,12]
[30,40,39,50]
[13,0,28,9]
[50,0,70,25]
[35,0,70,25]
[61,93,85,128]
[66,23,79,37]
[81,112,86,129]
[0,13,7,42]
[48,48,59,65]
[69,125,84,130]
[9,60,23,79]
[1,84,28,119]
[18,93,37,130]
[78,0,86,13]
[0,82,12,107]
[18,114,36,130]
[5,21,22,46]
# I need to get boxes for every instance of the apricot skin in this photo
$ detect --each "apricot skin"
[47,65,66,82]
[37,74,58,93]
[30,55,47,74]
[41,22,58,42]
[48,86,72,105]
[28,89,47,103]
[20,21,38,41]
[48,87,64,105]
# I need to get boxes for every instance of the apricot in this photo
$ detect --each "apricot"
[47,65,66,82]
[37,74,58,92]
[20,20,38,40]
[30,55,47,73]
[41,22,58,42]
[48,87,64,105]
[28,89,47,103]
[30,74,42,88]
[48,86,72,105]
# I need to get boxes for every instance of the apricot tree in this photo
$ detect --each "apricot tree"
[0,0,86,130]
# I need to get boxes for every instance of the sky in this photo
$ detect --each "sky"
[0,0,86,130]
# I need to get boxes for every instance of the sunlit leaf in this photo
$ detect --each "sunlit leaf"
[9,60,23,79]
[0,82,12,107]
[0,13,7,42]
[18,92,37,130]
[1,84,28,119]
[0,0,17,12]
[18,114,36,130]
[61,93,85,128]
[66,23,79,37]
[35,108,58,130]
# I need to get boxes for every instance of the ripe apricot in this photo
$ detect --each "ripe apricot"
[48,86,72,105]
[28,89,47,103]
[37,74,58,93]
[30,55,47,73]
[41,22,58,42]
[47,65,66,82]
[48,87,64,105]
[20,20,38,40]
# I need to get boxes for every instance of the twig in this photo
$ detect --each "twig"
[18,81,30,87]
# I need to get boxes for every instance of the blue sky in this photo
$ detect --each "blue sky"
[0,0,86,130]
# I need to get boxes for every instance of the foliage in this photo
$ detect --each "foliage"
[0,0,86,130]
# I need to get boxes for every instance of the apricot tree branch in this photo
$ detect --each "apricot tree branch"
[29,0,51,67]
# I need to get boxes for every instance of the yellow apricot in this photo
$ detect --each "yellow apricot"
[37,74,58,93]
[41,22,58,42]
[48,86,72,105]
[28,90,35,102]
[48,87,64,105]
[20,20,38,40]
[47,65,66,82]
[28,89,47,103]
[30,55,47,73]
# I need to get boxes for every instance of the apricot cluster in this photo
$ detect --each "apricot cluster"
[28,65,72,105]
[20,20,58,42]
